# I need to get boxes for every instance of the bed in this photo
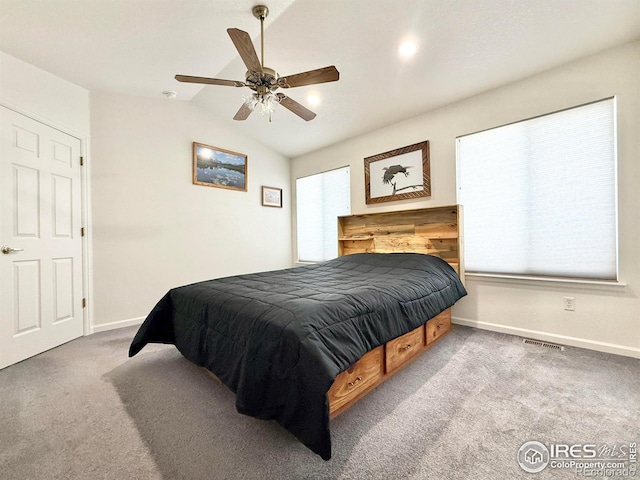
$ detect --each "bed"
[129,205,466,460]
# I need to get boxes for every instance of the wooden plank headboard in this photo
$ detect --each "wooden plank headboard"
[337,205,464,283]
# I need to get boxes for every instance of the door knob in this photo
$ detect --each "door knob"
[1,245,24,254]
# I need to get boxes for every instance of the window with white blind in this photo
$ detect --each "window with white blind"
[456,97,617,281]
[296,166,351,262]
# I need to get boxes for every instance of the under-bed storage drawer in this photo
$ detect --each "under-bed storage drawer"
[328,346,383,416]
[426,309,451,345]
[385,325,425,373]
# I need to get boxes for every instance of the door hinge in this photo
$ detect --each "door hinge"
[82,298,86,308]
[81,227,85,237]
[80,156,84,166]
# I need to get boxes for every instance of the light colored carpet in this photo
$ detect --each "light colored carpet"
[1,324,637,480]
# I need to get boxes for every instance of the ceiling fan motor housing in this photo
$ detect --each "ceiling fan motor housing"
[245,67,279,93]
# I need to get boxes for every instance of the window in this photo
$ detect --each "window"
[296,166,351,262]
[456,98,617,281]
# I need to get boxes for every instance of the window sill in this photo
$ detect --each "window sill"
[465,272,627,290]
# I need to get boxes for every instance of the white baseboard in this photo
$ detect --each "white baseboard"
[92,316,145,334]
[453,316,640,359]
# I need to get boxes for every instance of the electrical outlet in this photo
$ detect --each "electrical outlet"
[564,296,576,311]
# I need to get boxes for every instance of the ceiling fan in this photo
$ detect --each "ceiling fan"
[175,5,339,122]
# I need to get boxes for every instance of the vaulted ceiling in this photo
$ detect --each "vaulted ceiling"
[1,0,639,157]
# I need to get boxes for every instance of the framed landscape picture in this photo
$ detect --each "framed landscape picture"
[193,142,247,191]
[364,140,430,204]
[262,186,282,208]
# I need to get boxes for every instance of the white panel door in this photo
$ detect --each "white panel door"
[0,106,84,369]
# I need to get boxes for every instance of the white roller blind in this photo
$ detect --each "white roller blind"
[456,98,617,280]
[296,166,351,262]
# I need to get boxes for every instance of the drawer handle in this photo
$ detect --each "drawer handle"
[347,376,362,388]
[399,343,412,352]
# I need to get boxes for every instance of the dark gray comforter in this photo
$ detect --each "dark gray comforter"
[129,253,467,459]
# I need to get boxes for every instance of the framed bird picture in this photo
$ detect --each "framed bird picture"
[364,141,430,204]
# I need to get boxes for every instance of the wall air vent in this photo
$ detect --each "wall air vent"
[522,338,565,351]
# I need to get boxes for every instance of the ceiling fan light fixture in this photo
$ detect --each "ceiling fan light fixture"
[243,91,280,116]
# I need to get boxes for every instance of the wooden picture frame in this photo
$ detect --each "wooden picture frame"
[192,142,247,191]
[364,140,430,204]
[262,186,282,208]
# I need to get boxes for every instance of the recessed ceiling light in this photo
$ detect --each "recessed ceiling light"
[398,41,417,58]
[307,94,321,106]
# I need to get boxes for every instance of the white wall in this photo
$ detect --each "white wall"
[90,92,292,331]
[0,52,90,136]
[291,41,640,358]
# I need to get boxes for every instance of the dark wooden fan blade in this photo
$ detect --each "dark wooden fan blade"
[276,94,316,121]
[278,66,339,88]
[227,28,262,73]
[233,103,252,121]
[175,75,245,87]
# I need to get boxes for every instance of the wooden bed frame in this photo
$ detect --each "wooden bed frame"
[328,205,464,418]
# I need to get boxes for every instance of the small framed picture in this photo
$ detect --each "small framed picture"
[262,186,282,208]
[192,142,247,191]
